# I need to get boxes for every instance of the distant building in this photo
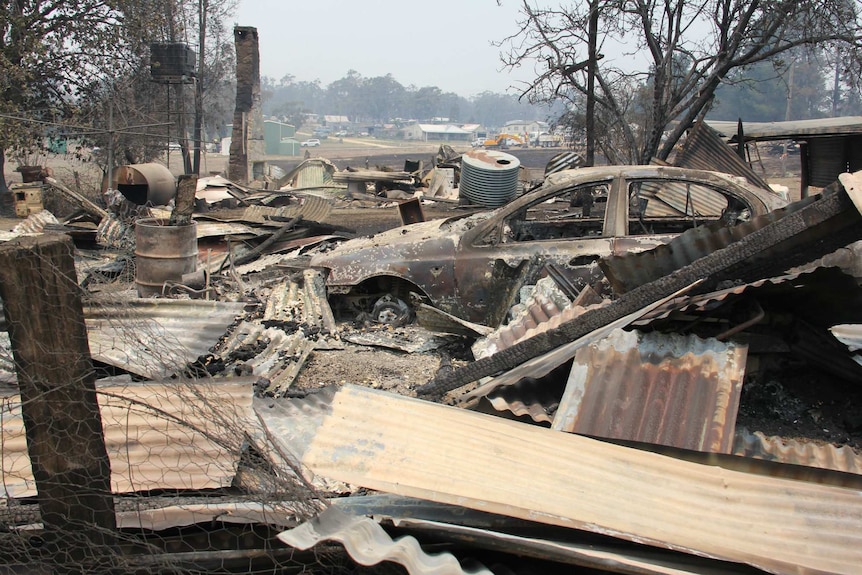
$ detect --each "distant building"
[323,115,350,125]
[504,120,549,141]
[402,123,472,142]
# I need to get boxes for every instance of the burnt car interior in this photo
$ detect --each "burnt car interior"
[501,183,610,242]
[629,179,752,235]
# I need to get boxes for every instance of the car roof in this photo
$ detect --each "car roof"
[534,165,787,212]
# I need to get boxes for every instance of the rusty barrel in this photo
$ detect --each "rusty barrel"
[134,218,198,297]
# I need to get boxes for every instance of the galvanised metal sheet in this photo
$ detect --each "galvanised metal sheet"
[279,506,494,575]
[552,329,747,454]
[257,384,862,575]
[1,379,253,498]
[84,298,247,380]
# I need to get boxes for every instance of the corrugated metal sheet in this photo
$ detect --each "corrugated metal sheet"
[263,271,335,332]
[706,117,862,140]
[214,321,313,396]
[328,495,757,575]
[84,298,246,380]
[473,278,573,360]
[279,506,494,575]
[733,427,862,475]
[480,381,558,424]
[807,137,849,188]
[1,379,253,498]
[282,159,337,190]
[257,384,862,575]
[10,210,59,235]
[241,194,332,225]
[552,329,747,453]
[674,121,771,190]
[601,194,822,294]
[460,284,694,402]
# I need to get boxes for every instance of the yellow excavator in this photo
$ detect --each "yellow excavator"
[482,133,525,149]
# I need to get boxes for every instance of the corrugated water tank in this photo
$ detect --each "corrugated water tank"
[460,150,520,207]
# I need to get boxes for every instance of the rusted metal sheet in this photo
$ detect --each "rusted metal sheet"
[460,283,694,402]
[1,379,254,498]
[9,209,59,236]
[262,272,335,332]
[552,329,747,453]
[279,506,494,575]
[674,120,771,190]
[257,384,862,575]
[241,194,332,225]
[478,380,559,424]
[84,298,246,380]
[600,191,832,295]
[733,428,862,475]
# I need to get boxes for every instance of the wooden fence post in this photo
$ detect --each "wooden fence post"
[0,234,116,570]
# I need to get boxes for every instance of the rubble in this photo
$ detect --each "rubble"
[3,161,862,574]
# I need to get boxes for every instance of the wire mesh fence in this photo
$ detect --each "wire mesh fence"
[0,233,339,574]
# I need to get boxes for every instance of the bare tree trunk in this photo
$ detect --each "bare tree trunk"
[193,0,208,175]
[0,148,11,215]
[586,0,598,166]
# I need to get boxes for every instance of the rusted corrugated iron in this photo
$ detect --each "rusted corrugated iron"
[552,329,747,453]
[460,284,696,402]
[279,158,338,190]
[2,379,254,498]
[673,120,772,191]
[279,506,494,575]
[600,194,828,295]
[733,427,862,475]
[257,384,862,575]
[9,209,59,236]
[242,194,332,225]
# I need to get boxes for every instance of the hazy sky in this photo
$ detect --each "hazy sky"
[231,0,541,98]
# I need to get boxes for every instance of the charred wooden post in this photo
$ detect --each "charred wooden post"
[169,174,198,226]
[0,235,117,570]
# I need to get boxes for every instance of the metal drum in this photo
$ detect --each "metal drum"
[460,149,521,207]
[134,218,198,297]
[113,163,176,206]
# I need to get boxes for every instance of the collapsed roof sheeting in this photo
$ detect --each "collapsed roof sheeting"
[552,329,747,453]
[733,427,862,476]
[84,298,246,380]
[2,378,254,498]
[673,120,772,191]
[706,116,862,141]
[258,384,862,575]
[327,494,762,575]
[278,158,338,191]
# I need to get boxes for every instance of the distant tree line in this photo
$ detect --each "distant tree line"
[260,70,558,130]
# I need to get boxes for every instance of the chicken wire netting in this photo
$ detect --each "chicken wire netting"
[0,235,345,574]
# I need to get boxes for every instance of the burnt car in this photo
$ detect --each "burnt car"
[310,166,788,326]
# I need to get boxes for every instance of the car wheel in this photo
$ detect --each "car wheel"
[371,294,413,325]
